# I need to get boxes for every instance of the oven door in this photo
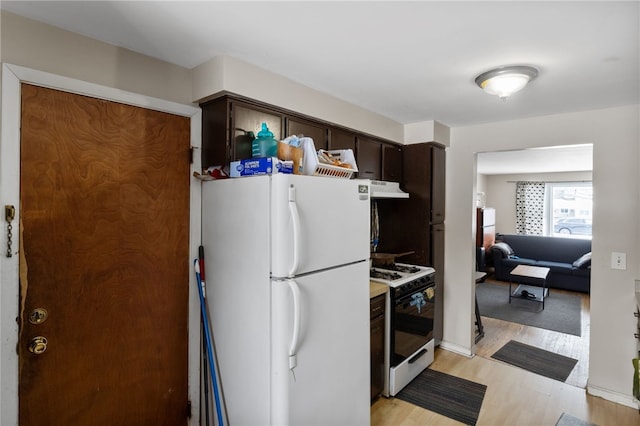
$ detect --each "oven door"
[391,282,435,366]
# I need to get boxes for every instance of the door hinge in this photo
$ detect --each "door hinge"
[190,147,194,165]
[186,400,192,419]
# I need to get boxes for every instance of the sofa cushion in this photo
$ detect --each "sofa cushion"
[491,242,515,257]
[496,233,591,264]
[535,260,574,274]
[572,266,591,278]
[572,252,591,269]
[501,257,537,269]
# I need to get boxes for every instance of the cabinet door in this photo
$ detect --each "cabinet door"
[201,97,230,170]
[329,127,357,152]
[232,102,284,161]
[356,137,381,180]
[286,117,328,151]
[382,143,403,182]
[430,223,445,342]
[430,144,446,224]
[370,308,385,401]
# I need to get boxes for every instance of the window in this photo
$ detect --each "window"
[545,182,592,239]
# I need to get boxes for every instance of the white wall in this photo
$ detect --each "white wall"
[0,11,193,106]
[192,55,405,143]
[483,171,592,235]
[449,106,640,406]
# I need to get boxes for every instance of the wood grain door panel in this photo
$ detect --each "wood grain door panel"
[19,84,190,426]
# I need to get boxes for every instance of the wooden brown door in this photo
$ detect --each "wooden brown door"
[18,84,191,426]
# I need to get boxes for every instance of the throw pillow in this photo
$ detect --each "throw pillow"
[491,242,515,258]
[573,252,591,268]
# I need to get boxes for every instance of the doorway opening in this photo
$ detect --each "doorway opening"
[473,144,593,389]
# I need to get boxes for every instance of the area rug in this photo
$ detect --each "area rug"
[491,340,578,382]
[476,281,582,336]
[395,368,486,425]
[555,412,597,426]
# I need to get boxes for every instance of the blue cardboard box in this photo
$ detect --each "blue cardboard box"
[230,157,294,177]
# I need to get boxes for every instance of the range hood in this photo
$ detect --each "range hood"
[370,180,409,199]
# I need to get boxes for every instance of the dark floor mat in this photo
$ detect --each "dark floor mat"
[492,340,578,382]
[395,368,486,425]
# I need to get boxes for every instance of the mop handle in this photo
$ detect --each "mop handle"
[195,260,224,426]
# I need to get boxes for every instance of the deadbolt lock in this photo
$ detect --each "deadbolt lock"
[29,308,48,325]
[28,336,48,355]
[5,205,15,222]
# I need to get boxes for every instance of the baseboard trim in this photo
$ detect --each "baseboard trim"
[587,383,638,409]
[438,340,474,358]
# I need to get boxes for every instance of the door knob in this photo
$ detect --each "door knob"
[28,336,48,354]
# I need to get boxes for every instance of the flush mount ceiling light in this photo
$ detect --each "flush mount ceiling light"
[475,65,539,100]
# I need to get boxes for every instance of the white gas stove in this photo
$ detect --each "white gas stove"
[370,262,437,397]
[370,262,435,288]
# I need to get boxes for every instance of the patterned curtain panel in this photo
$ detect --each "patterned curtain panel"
[515,181,545,235]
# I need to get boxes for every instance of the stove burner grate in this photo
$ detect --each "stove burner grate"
[375,263,421,274]
[370,269,402,281]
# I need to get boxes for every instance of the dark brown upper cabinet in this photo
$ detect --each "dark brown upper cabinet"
[329,127,357,152]
[355,137,403,182]
[356,137,382,180]
[200,93,403,175]
[200,97,284,169]
[430,144,446,224]
[232,102,284,161]
[382,143,403,182]
[201,97,230,169]
[286,117,328,151]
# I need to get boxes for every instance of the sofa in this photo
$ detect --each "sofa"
[490,233,591,293]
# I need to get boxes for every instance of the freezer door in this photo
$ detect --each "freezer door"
[270,174,370,278]
[271,261,370,425]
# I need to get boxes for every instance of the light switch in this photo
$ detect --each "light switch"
[611,252,626,270]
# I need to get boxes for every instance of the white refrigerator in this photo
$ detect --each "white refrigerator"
[201,174,371,425]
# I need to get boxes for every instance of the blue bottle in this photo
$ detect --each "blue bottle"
[252,123,278,158]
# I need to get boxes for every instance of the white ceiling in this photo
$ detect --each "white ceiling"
[1,1,634,175]
[476,144,593,175]
[2,1,638,129]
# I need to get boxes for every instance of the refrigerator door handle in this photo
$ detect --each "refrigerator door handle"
[287,279,302,371]
[288,185,301,278]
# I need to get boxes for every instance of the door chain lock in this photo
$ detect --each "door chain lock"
[5,205,15,258]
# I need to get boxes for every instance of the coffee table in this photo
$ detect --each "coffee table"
[509,265,551,310]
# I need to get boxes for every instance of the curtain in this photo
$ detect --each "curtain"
[515,181,545,235]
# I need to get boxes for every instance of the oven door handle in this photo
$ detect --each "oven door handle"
[395,288,433,305]
[287,279,302,371]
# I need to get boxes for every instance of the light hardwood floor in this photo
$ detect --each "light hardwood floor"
[475,279,590,389]
[371,279,639,425]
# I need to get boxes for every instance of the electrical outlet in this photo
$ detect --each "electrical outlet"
[611,252,626,270]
